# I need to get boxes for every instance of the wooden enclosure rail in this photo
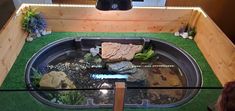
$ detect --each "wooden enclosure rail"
[113,82,126,111]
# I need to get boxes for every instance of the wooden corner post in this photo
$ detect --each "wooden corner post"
[113,82,126,111]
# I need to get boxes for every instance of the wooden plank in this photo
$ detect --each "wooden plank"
[113,82,125,111]
[0,32,26,85]
[231,53,235,74]
[32,6,192,21]
[0,13,23,59]
[194,12,235,85]
[47,19,188,32]
[196,15,234,64]
[188,10,201,28]
[195,34,234,83]
[30,6,192,32]
[0,12,27,85]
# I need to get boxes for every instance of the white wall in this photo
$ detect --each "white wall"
[133,0,166,7]
[13,0,52,9]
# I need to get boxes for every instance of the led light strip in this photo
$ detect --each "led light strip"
[16,3,207,17]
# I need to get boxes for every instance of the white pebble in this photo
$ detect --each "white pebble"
[26,37,33,42]
[36,33,41,38]
[188,36,193,39]
[168,98,172,101]
[174,32,180,36]
[181,32,188,39]
[46,30,52,35]
[79,59,84,63]
[41,30,47,36]
[51,98,56,103]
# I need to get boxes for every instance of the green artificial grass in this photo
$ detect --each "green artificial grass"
[0,32,222,111]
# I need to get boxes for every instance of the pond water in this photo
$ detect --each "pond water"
[34,49,187,105]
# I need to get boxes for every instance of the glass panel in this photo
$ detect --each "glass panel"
[124,88,222,110]
[0,89,114,110]
[0,89,222,110]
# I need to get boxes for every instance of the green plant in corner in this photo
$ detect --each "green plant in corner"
[22,7,47,38]
[188,27,197,37]
[22,7,36,32]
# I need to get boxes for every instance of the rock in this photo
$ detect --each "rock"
[75,67,79,71]
[41,30,47,36]
[127,69,146,82]
[45,28,52,35]
[107,61,136,74]
[62,77,76,88]
[101,42,143,61]
[39,71,76,89]
[174,32,180,36]
[90,46,100,56]
[64,62,70,68]
[51,98,57,103]
[48,65,54,69]
[188,36,193,39]
[79,59,85,63]
[35,30,42,38]
[180,32,188,39]
[46,31,52,35]
[36,33,41,38]
[26,37,34,42]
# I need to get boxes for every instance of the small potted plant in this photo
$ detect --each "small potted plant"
[22,7,50,42]
[174,24,196,39]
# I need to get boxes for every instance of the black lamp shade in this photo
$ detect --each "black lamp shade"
[96,0,132,11]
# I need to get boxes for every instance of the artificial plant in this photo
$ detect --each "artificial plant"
[31,67,42,87]
[22,7,47,37]
[134,47,155,61]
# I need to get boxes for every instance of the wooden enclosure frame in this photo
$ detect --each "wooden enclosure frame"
[0,4,234,86]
